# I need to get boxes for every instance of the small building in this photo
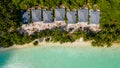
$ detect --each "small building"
[67,11,77,24]
[43,10,54,23]
[21,11,30,24]
[66,11,77,31]
[78,9,88,23]
[89,10,100,31]
[78,8,89,30]
[55,8,65,21]
[89,10,100,25]
[31,9,42,23]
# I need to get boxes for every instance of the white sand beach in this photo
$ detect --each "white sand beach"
[1,37,120,52]
[0,38,92,51]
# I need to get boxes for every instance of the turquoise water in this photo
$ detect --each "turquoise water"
[0,45,120,68]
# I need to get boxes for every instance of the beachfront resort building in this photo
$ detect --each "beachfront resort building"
[78,8,89,30]
[31,8,42,23]
[89,10,100,25]
[43,10,54,23]
[55,8,65,22]
[66,10,77,31]
[21,11,30,24]
[20,7,100,35]
[55,8,66,27]
[78,8,88,25]
[67,11,77,24]
[89,9,100,31]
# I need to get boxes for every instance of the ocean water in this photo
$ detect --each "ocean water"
[0,45,120,68]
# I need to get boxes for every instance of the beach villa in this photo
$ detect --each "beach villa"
[21,11,30,24]
[55,8,65,22]
[89,9,100,31]
[67,11,77,24]
[66,10,77,31]
[89,10,100,25]
[43,10,54,23]
[31,8,42,23]
[89,10,100,26]
[78,8,89,30]
[55,8,66,27]
[78,8,88,24]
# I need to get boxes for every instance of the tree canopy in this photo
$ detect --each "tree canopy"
[0,0,120,47]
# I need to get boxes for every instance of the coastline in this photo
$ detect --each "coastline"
[0,40,92,51]
[0,40,120,51]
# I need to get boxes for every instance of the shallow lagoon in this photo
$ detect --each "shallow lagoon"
[0,45,120,68]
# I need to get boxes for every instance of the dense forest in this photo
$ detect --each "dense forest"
[0,0,120,47]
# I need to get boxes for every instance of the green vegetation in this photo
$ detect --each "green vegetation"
[33,41,39,46]
[0,0,120,47]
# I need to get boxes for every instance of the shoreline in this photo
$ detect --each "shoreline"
[0,40,120,51]
[0,41,92,51]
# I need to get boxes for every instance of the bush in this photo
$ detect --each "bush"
[33,41,38,46]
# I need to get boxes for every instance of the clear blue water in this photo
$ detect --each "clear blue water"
[0,45,120,68]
